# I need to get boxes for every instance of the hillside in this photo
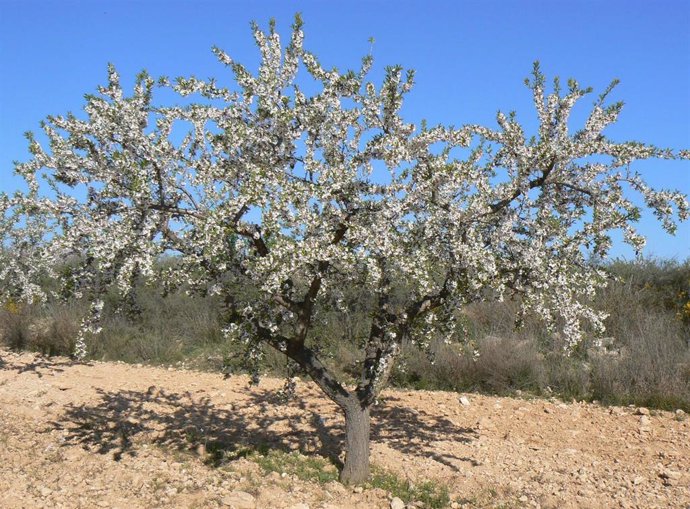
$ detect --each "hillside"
[0,348,687,508]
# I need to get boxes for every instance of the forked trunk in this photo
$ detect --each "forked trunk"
[339,401,371,484]
[279,341,374,484]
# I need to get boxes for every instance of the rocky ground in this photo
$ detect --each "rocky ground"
[0,348,688,508]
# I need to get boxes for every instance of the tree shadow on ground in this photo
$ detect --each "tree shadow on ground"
[0,351,84,378]
[51,385,478,472]
[372,396,480,469]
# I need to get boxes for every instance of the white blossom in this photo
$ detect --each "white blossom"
[1,19,687,386]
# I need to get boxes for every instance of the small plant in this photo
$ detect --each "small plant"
[215,444,340,483]
[366,466,450,509]
[250,448,339,484]
[455,487,517,509]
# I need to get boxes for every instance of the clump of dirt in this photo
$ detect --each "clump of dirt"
[0,349,688,508]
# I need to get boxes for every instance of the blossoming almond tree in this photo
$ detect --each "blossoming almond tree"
[1,17,687,483]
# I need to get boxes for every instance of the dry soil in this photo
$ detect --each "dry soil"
[0,349,688,508]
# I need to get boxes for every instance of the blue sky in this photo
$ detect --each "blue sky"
[1,0,688,259]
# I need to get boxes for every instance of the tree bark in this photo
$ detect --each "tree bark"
[340,400,371,484]
[263,335,374,484]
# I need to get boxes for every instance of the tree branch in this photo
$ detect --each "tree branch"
[294,217,352,345]
[488,158,557,213]
[255,324,352,408]
[553,181,595,197]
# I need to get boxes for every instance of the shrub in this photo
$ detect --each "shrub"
[2,258,688,411]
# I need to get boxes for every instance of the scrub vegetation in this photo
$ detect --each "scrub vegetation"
[3,257,688,412]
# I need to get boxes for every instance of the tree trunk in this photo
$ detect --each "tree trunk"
[340,401,371,484]
[271,340,374,484]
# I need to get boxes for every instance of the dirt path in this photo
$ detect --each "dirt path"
[0,349,687,508]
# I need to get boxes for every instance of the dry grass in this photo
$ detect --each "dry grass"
[2,258,689,411]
